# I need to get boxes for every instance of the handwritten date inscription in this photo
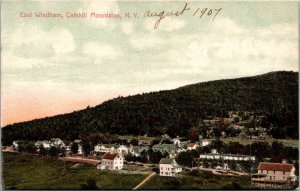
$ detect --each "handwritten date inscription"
[144,3,222,29]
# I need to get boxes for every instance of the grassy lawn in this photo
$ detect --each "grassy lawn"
[3,152,147,190]
[141,171,252,190]
[208,137,299,148]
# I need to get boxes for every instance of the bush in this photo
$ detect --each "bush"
[222,182,242,189]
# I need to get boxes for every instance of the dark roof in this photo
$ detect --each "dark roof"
[257,162,294,172]
[159,158,175,164]
[159,158,182,168]
[102,152,119,160]
[152,144,176,149]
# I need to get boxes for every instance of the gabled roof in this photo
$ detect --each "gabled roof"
[102,152,120,160]
[188,143,196,147]
[159,158,182,168]
[102,144,119,149]
[51,138,62,141]
[74,139,82,144]
[159,158,175,164]
[257,162,294,172]
[152,144,176,150]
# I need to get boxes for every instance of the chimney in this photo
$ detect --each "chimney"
[282,159,287,164]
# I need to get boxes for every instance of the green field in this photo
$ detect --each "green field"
[2,153,147,190]
[141,171,252,190]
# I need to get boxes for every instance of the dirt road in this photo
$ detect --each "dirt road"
[133,172,156,190]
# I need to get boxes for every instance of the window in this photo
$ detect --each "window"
[274,170,275,174]
[283,171,285,175]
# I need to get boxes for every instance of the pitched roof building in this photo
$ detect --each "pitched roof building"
[159,158,182,177]
[97,152,124,170]
[252,162,297,189]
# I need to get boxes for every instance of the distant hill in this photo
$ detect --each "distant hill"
[2,71,298,145]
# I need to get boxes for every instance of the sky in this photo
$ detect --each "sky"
[1,0,298,126]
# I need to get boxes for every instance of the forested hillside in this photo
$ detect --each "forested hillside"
[2,71,298,145]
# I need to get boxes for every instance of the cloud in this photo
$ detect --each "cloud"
[129,35,165,50]
[83,42,121,59]
[81,0,119,30]
[121,21,134,35]
[5,24,76,58]
[146,17,298,81]
[145,17,185,32]
[212,17,247,34]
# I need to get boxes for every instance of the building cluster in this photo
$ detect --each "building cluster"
[10,135,298,188]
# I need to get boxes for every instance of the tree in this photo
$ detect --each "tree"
[189,128,200,143]
[148,149,168,164]
[245,142,271,162]
[130,138,139,146]
[176,150,198,167]
[227,142,245,155]
[271,141,284,163]
[222,182,242,189]
[82,142,92,156]
[71,143,79,155]
[177,151,193,167]
[48,146,59,157]
[80,179,99,189]
[25,142,36,153]
[39,145,48,155]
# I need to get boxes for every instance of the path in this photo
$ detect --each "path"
[133,172,156,190]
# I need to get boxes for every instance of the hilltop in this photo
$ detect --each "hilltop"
[2,71,298,145]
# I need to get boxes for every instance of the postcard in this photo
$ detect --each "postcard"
[1,0,299,190]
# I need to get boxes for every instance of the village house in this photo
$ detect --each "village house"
[12,140,22,150]
[128,145,149,157]
[128,146,140,157]
[12,140,28,150]
[138,140,151,146]
[152,144,177,157]
[73,139,83,155]
[159,158,182,177]
[117,145,129,155]
[94,144,118,153]
[63,141,72,155]
[229,124,245,130]
[35,140,51,149]
[97,152,124,170]
[172,137,181,147]
[228,111,238,118]
[199,149,256,162]
[252,162,297,185]
[50,138,65,147]
[94,144,129,156]
[199,139,210,147]
[187,143,198,150]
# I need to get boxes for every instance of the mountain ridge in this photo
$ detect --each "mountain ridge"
[2,71,298,144]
